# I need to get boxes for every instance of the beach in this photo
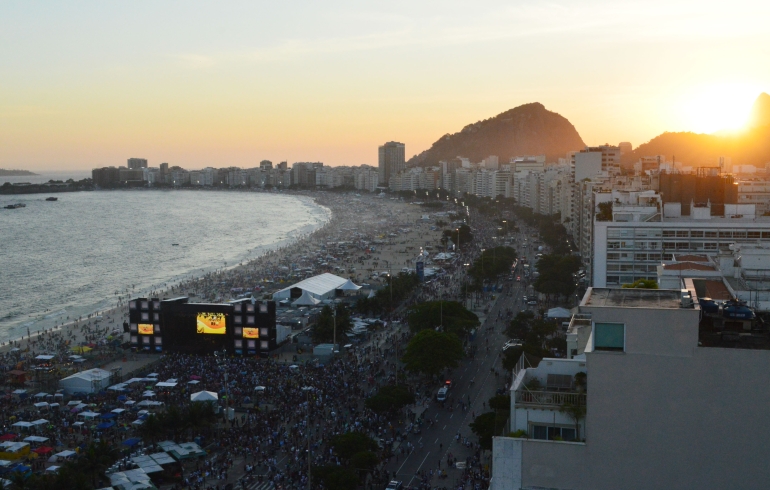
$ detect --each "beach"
[0,191,452,367]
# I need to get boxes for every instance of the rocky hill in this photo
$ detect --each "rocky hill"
[407,102,586,166]
[624,93,770,167]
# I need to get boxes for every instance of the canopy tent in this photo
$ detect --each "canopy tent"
[187,380,200,385]
[33,447,53,455]
[96,421,115,430]
[190,391,218,402]
[33,402,48,409]
[155,382,177,388]
[35,355,54,361]
[122,438,142,447]
[31,419,48,426]
[292,290,321,307]
[23,436,48,443]
[0,434,17,441]
[254,386,266,392]
[78,411,99,419]
[336,279,361,291]
[34,392,49,398]
[546,307,572,319]
[100,413,117,420]
[11,422,33,429]
[111,408,126,414]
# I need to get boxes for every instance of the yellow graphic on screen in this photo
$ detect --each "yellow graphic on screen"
[197,312,226,334]
[138,324,154,335]
[243,327,259,339]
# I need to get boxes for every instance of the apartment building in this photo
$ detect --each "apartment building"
[572,145,620,180]
[492,286,770,490]
[592,201,770,287]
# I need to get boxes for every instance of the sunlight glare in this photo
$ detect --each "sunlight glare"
[680,83,759,134]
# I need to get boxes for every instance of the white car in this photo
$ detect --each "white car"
[502,341,521,351]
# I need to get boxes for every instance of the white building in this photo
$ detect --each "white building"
[493,286,770,490]
[592,202,770,288]
[59,368,113,395]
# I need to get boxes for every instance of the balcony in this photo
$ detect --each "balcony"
[515,390,586,409]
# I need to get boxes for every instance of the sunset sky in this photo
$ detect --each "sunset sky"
[2,0,769,171]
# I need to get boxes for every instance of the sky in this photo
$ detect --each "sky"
[1,0,769,171]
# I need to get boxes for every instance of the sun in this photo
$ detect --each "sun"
[680,82,759,134]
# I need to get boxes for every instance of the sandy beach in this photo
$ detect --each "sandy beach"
[0,191,452,370]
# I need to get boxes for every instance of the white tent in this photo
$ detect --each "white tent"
[336,279,361,291]
[190,391,218,402]
[292,290,321,307]
[273,273,349,301]
[546,307,572,319]
[58,368,112,395]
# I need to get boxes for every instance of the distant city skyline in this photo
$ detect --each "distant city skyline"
[1,1,768,171]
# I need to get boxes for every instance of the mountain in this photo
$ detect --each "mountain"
[749,92,770,129]
[625,93,770,168]
[0,169,38,176]
[407,102,586,167]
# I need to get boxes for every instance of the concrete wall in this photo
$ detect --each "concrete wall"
[513,347,770,490]
[581,305,700,358]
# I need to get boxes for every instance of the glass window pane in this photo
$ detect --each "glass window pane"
[595,323,624,351]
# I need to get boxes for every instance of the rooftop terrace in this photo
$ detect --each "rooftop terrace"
[582,288,685,309]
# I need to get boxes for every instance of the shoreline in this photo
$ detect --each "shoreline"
[0,190,445,358]
[0,191,333,353]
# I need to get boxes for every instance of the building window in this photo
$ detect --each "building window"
[676,230,689,238]
[531,425,577,441]
[606,276,619,284]
[691,230,704,238]
[705,231,718,238]
[607,253,620,260]
[594,323,624,351]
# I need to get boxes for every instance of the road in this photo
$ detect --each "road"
[384,275,529,488]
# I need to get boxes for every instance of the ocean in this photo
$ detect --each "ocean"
[0,189,330,342]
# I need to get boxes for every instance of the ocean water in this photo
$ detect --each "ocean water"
[0,190,330,342]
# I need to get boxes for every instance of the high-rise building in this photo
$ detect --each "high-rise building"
[492,285,770,490]
[378,142,405,186]
[127,158,148,169]
[572,146,620,180]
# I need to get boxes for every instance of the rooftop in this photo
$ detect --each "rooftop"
[663,262,716,271]
[582,288,684,309]
[674,254,710,262]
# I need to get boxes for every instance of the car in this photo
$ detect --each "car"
[527,300,538,305]
[516,276,521,281]
[522,295,528,302]
[386,481,403,490]
[503,341,522,351]
[444,379,453,389]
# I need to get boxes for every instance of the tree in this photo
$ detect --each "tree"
[596,201,613,221]
[330,432,379,460]
[313,466,359,490]
[407,301,479,337]
[502,346,523,371]
[442,224,473,248]
[506,311,534,340]
[467,246,518,283]
[560,400,586,440]
[622,279,658,289]
[469,412,497,450]
[365,385,415,414]
[534,254,581,300]
[488,395,511,412]
[402,330,464,377]
[312,305,352,343]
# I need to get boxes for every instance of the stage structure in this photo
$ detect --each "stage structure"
[127,297,278,356]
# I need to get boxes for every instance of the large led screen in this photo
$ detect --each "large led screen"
[243,327,259,339]
[138,324,154,335]
[197,312,226,334]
